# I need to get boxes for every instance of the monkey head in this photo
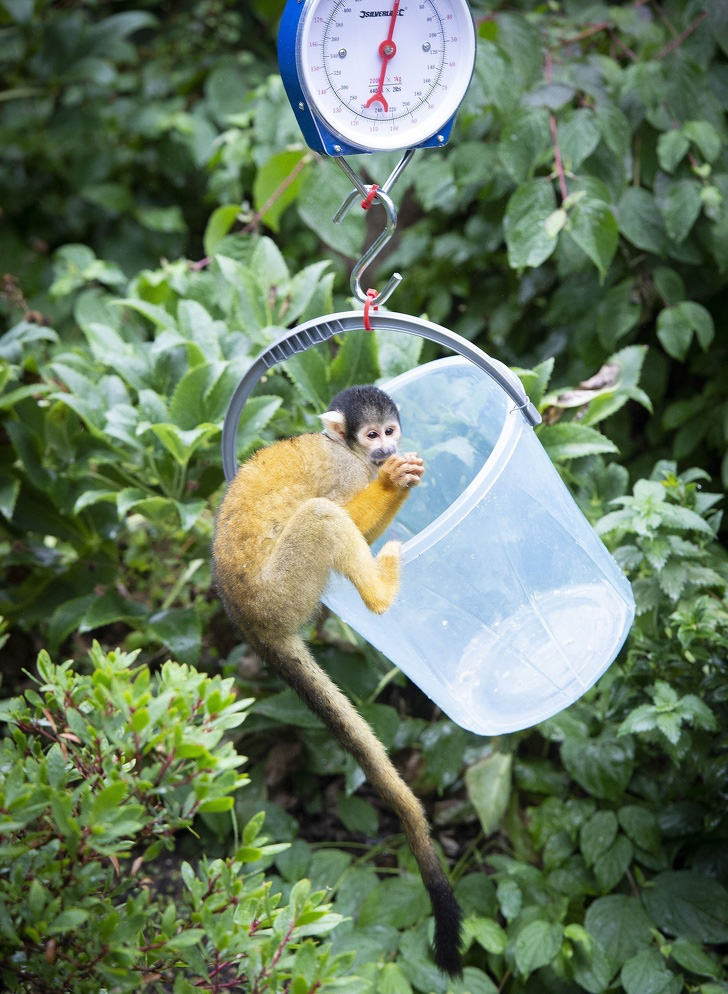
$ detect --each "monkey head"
[320,385,401,469]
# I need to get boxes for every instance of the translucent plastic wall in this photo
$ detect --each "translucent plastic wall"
[323,357,635,735]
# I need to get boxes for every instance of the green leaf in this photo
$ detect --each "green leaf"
[585,895,653,975]
[661,179,702,244]
[580,811,618,868]
[670,938,721,978]
[298,158,364,258]
[503,179,558,269]
[284,348,330,411]
[465,752,512,836]
[657,131,691,173]
[91,781,129,820]
[466,916,508,955]
[642,872,728,943]
[618,805,661,852]
[594,834,633,892]
[561,736,634,802]
[147,608,202,665]
[499,107,551,182]
[513,920,564,977]
[198,796,235,813]
[683,120,722,163]
[48,908,89,934]
[539,423,619,462]
[327,331,380,395]
[336,794,379,837]
[378,963,413,994]
[567,197,619,279]
[621,949,680,994]
[653,267,685,306]
[559,109,601,170]
[203,205,241,257]
[657,302,715,361]
[253,150,309,233]
[618,188,667,255]
[359,876,427,929]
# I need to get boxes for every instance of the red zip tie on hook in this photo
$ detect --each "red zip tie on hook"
[363,288,379,331]
[361,184,379,211]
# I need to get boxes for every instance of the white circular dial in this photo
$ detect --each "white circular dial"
[297,0,476,152]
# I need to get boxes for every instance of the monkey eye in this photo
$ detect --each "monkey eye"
[367,430,379,440]
[385,426,395,436]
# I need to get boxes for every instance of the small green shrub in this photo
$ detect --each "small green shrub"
[0,643,355,993]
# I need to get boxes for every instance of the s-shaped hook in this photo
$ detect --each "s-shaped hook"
[332,149,415,309]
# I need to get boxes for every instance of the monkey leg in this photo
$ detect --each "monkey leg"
[260,498,400,629]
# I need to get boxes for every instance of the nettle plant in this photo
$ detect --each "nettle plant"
[0,642,355,994]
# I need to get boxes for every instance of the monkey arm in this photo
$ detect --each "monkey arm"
[344,478,409,544]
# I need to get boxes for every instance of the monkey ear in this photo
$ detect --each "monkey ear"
[319,410,347,439]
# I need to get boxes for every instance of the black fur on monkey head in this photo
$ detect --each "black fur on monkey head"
[321,385,402,468]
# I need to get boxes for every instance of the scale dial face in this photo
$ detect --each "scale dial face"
[297,0,476,153]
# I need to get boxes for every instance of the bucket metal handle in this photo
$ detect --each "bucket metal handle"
[221,310,541,482]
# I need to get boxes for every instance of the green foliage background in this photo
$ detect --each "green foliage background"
[0,0,727,992]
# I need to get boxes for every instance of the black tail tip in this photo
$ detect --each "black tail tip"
[429,879,464,978]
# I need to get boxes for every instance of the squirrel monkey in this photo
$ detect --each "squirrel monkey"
[212,385,463,976]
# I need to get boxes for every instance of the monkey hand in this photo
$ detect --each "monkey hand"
[379,453,425,489]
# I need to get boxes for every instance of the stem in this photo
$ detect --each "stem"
[656,12,707,59]
[240,152,313,236]
[545,50,568,203]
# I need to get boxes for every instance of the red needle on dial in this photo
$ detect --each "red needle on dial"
[365,0,401,112]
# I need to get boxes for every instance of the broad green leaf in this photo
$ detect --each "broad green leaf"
[657,302,715,361]
[235,395,283,456]
[147,608,202,665]
[642,872,728,943]
[670,938,721,978]
[661,179,702,244]
[618,805,661,852]
[284,347,330,411]
[595,104,632,160]
[561,736,634,802]
[539,423,619,461]
[513,920,564,977]
[621,949,680,994]
[336,794,378,837]
[618,188,667,255]
[567,197,619,279]
[580,811,618,867]
[48,909,89,935]
[657,131,690,173]
[504,179,558,269]
[253,150,309,233]
[465,752,512,836]
[594,834,633,892]
[327,331,380,395]
[91,782,129,820]
[378,962,413,994]
[558,109,601,170]
[203,204,240,257]
[298,157,365,258]
[584,895,653,975]
[498,107,551,183]
[466,916,508,955]
[359,876,427,929]
[683,120,722,163]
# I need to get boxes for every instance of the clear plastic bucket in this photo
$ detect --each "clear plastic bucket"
[322,356,635,735]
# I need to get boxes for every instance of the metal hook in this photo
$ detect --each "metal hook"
[332,150,416,308]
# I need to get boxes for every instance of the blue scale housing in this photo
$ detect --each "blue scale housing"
[278,0,460,156]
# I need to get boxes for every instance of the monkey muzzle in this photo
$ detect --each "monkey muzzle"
[371,446,397,466]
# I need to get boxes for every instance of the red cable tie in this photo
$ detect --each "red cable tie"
[363,288,379,331]
[361,184,379,211]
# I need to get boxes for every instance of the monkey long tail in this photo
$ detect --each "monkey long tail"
[250,632,463,977]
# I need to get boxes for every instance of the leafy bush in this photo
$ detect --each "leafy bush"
[2,1,728,992]
[0,642,354,993]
